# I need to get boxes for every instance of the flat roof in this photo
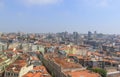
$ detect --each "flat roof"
[65,70,100,77]
[53,57,83,69]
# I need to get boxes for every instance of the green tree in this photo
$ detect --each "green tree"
[88,68,107,77]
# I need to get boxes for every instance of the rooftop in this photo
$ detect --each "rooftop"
[65,70,100,77]
[0,58,3,62]
[53,57,83,69]
[23,66,51,77]
[6,60,27,72]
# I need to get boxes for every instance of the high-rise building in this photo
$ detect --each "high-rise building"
[73,32,79,44]
[88,31,92,40]
[0,32,2,37]
[94,31,97,40]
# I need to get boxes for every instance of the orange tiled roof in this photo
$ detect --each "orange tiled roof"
[76,55,83,59]
[53,57,82,69]
[92,52,102,57]
[68,54,77,57]
[0,58,3,62]
[65,70,100,77]
[68,54,83,59]
[103,59,119,64]
[6,60,27,72]
[116,52,120,55]
[23,66,51,77]
[31,56,39,61]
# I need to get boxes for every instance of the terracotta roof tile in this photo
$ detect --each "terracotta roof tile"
[65,70,100,77]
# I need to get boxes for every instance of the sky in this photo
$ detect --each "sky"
[0,0,120,34]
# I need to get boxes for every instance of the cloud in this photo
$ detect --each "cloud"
[21,0,63,6]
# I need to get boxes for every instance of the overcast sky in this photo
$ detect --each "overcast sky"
[0,0,120,34]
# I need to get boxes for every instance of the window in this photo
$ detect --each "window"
[15,73,18,77]
[8,72,10,76]
[11,73,13,76]
[5,72,8,76]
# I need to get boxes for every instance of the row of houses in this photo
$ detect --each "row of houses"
[40,52,101,77]
[4,52,51,77]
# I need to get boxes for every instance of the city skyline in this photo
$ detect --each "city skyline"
[0,0,120,34]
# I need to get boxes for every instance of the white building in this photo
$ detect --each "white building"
[0,42,7,52]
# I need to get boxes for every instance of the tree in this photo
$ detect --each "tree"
[88,68,107,77]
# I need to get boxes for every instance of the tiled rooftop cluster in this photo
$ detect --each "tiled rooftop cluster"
[23,66,51,77]
[43,52,100,77]
[1,32,120,77]
[65,70,100,77]
[6,60,27,72]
